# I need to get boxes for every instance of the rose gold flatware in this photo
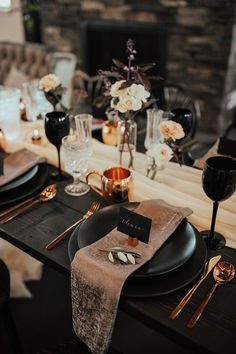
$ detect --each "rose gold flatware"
[187,261,235,328]
[0,184,57,219]
[169,255,221,320]
[46,201,100,250]
[0,184,57,224]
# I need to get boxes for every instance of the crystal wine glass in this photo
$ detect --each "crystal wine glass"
[45,111,70,180]
[201,156,236,250]
[62,134,90,196]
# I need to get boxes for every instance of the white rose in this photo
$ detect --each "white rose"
[147,143,173,162]
[159,120,185,141]
[110,80,127,98]
[39,74,60,92]
[114,96,142,113]
[128,83,150,102]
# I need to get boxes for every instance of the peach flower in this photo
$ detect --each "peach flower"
[159,120,185,141]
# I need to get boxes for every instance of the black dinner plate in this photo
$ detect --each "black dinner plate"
[0,163,48,206]
[0,165,39,192]
[76,203,197,277]
[68,222,207,297]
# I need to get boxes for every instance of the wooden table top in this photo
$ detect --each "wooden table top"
[0,164,236,354]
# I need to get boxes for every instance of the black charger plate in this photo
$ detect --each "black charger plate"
[0,164,48,206]
[68,222,207,297]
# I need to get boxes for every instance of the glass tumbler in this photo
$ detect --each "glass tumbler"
[74,113,93,156]
[0,86,21,141]
[23,80,52,121]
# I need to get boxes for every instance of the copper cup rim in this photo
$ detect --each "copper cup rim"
[103,166,132,181]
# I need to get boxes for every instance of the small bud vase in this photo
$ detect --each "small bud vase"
[146,155,167,183]
[117,118,137,169]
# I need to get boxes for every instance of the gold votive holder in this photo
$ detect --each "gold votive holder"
[102,121,118,146]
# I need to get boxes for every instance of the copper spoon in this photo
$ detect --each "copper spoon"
[187,261,235,328]
[0,184,57,224]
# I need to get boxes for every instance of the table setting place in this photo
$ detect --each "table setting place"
[0,112,236,353]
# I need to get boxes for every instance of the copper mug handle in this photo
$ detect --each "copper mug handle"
[86,170,103,197]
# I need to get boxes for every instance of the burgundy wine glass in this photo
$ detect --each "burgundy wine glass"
[201,156,236,250]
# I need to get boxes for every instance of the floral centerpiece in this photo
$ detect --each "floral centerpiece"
[97,39,161,169]
[39,74,69,112]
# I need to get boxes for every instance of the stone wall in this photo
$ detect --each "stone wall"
[40,0,236,133]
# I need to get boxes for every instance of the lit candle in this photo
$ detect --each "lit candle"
[31,129,42,145]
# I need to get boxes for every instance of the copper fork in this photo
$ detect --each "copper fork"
[46,201,100,250]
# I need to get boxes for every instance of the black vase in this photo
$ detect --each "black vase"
[45,92,61,111]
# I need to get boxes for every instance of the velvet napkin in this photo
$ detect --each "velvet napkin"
[0,148,46,187]
[71,199,192,354]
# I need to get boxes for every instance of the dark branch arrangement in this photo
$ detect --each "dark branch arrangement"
[95,39,163,168]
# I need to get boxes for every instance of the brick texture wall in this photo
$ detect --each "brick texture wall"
[40,0,236,133]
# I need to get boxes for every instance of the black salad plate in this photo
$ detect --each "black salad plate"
[0,164,48,206]
[68,219,207,297]
[76,203,197,277]
[0,165,39,192]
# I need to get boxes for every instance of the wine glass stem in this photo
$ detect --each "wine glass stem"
[57,146,62,177]
[73,175,81,185]
[209,201,219,244]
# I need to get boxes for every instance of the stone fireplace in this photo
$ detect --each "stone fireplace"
[79,20,166,79]
[40,0,236,134]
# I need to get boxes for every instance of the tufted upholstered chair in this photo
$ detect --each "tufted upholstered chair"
[0,42,49,84]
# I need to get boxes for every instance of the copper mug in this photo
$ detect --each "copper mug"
[86,166,133,203]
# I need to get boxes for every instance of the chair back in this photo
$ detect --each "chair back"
[222,108,236,139]
[71,69,104,116]
[49,52,77,108]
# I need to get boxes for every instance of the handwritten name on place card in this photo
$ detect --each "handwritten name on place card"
[117,207,152,244]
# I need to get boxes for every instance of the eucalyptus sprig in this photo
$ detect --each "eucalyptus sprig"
[101,247,141,265]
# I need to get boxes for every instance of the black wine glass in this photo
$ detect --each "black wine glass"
[201,156,236,250]
[45,111,70,181]
[170,108,194,140]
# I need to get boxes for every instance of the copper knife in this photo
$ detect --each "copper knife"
[169,255,222,319]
